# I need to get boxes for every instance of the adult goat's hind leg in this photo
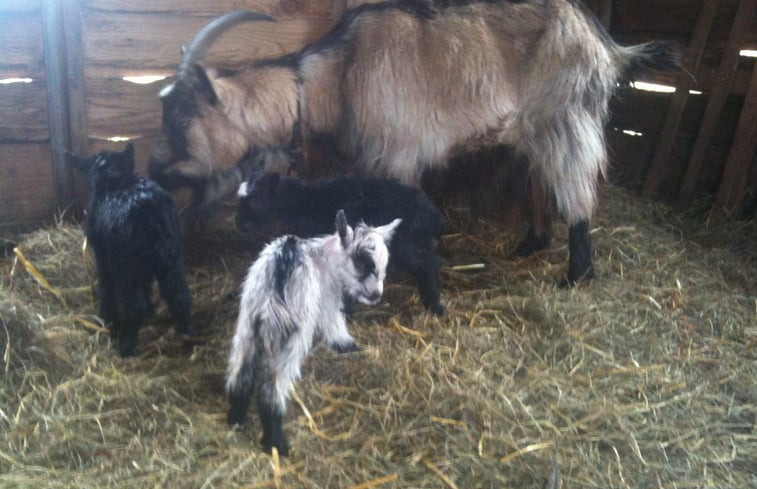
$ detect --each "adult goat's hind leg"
[520,113,604,285]
[516,174,553,257]
[567,218,593,285]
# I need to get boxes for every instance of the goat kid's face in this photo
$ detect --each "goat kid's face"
[65,143,135,185]
[235,171,282,232]
[149,65,248,191]
[334,210,401,306]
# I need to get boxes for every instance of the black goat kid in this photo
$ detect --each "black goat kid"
[66,143,196,357]
[237,162,446,315]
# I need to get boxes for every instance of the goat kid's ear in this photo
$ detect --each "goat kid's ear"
[250,172,280,193]
[124,142,135,159]
[376,218,402,245]
[193,64,219,105]
[335,209,354,248]
[64,151,94,174]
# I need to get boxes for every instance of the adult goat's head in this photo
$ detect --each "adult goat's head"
[149,10,275,197]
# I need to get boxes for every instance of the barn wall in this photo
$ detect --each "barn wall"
[0,1,56,224]
[1,0,755,225]
[0,0,337,226]
[607,0,756,216]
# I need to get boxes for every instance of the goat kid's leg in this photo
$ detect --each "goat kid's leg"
[566,219,594,285]
[227,389,253,428]
[227,352,256,427]
[142,281,155,317]
[257,394,289,456]
[114,283,150,357]
[157,262,195,340]
[323,314,360,353]
[257,360,297,456]
[94,258,118,334]
[395,246,444,315]
[415,252,444,316]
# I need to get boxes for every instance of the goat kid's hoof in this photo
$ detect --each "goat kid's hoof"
[423,299,445,316]
[227,410,250,428]
[331,341,362,354]
[561,266,595,288]
[514,233,551,258]
[118,346,138,358]
[181,333,208,346]
[262,436,290,457]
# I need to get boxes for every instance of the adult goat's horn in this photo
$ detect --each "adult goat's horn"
[178,10,276,74]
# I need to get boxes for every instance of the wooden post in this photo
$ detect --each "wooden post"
[42,0,72,210]
[677,0,755,207]
[641,0,719,199]
[62,0,89,209]
[62,0,88,158]
[42,0,88,212]
[711,61,757,219]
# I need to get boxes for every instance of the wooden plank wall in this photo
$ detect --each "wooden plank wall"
[607,0,756,217]
[0,0,336,226]
[0,0,56,224]
[1,0,755,224]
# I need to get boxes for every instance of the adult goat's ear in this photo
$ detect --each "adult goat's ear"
[376,218,402,245]
[335,209,353,248]
[193,64,218,105]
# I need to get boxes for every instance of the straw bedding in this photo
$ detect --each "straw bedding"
[1,185,755,488]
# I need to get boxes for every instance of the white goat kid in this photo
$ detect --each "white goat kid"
[226,209,401,455]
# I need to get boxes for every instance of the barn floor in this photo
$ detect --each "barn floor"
[1,184,755,489]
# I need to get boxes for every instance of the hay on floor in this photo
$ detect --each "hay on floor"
[1,185,755,488]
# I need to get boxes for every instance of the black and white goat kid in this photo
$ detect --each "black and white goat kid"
[66,143,196,357]
[226,210,401,455]
[236,158,446,314]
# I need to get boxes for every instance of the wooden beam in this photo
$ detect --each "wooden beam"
[711,61,757,218]
[63,0,88,158]
[677,0,756,207]
[62,0,89,211]
[642,0,719,199]
[42,0,72,210]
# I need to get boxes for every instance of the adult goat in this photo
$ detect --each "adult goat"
[149,0,680,283]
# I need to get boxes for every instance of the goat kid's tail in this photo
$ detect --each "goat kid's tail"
[616,40,682,84]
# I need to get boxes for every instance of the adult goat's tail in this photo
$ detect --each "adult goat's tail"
[616,40,682,83]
